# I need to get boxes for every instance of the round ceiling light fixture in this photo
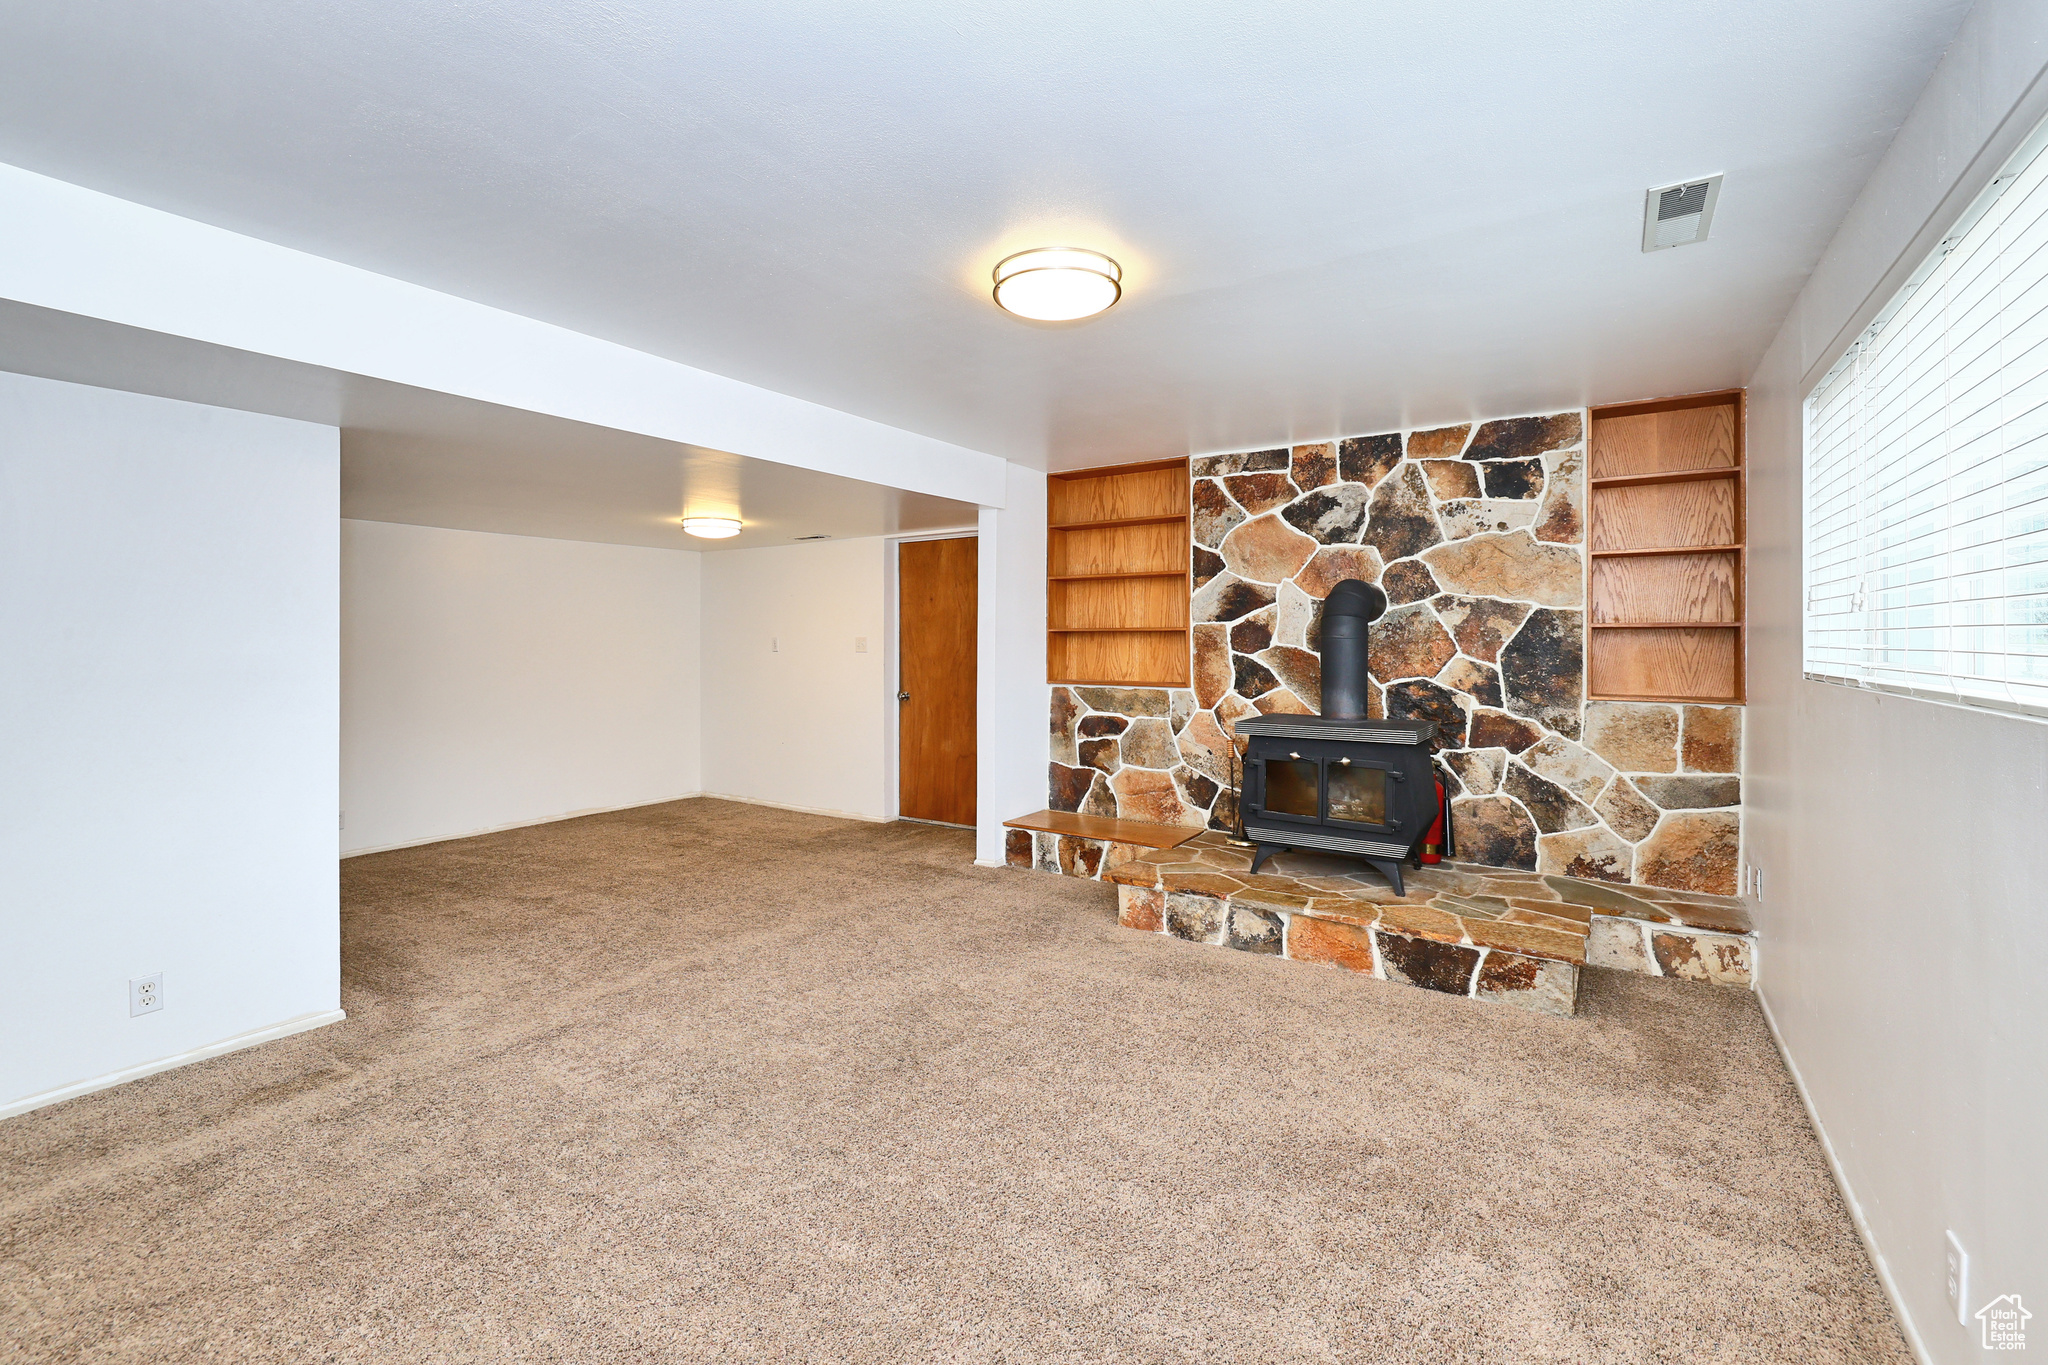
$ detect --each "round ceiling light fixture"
[680,516,743,539]
[992,247,1122,321]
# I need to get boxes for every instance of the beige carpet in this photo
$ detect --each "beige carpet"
[2,798,1907,1363]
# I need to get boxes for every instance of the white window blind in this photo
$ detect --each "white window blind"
[1805,115,2048,719]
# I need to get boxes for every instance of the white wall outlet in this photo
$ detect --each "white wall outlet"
[854,636,868,653]
[1947,1230,1970,1325]
[130,973,163,1017]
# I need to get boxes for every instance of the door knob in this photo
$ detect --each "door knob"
[897,691,911,701]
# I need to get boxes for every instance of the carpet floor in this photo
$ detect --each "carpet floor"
[2,798,1908,1363]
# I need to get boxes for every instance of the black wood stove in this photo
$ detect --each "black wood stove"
[1235,580,1443,893]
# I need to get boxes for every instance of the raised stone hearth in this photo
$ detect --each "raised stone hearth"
[1078,831,1753,1016]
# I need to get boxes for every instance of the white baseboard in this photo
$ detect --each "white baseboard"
[341,792,708,857]
[341,792,903,860]
[1756,991,1932,1364]
[1,1008,347,1121]
[694,791,890,823]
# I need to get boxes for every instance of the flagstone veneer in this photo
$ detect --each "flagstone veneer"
[1044,409,1745,899]
[1030,830,1759,1015]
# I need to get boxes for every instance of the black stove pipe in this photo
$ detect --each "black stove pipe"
[1319,578,1388,720]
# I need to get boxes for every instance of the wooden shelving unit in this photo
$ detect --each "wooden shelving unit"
[1046,458,1191,686]
[1586,390,1745,703]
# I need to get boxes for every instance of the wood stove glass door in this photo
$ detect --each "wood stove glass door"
[1325,762,1389,827]
[1261,757,1321,821]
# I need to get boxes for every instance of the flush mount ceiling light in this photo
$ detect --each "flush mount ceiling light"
[992,247,1122,321]
[680,516,742,539]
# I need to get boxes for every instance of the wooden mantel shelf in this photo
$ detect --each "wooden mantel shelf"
[1002,810,1204,850]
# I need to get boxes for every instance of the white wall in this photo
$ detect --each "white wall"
[0,371,340,1115]
[699,537,893,821]
[341,520,701,855]
[1744,2,2048,1357]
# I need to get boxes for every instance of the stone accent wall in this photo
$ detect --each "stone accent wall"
[1047,410,1745,896]
[1047,686,1210,828]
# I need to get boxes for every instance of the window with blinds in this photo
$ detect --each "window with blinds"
[1804,114,2048,719]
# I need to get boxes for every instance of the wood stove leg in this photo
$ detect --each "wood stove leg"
[1362,856,1406,896]
[1249,843,1290,876]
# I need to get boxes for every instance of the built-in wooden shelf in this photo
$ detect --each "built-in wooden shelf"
[1589,468,1739,490]
[1047,458,1191,687]
[1589,621,1742,629]
[1049,514,1188,530]
[1586,391,1746,704]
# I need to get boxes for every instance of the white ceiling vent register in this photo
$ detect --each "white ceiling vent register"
[1642,175,1723,251]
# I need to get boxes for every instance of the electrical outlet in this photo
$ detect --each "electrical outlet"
[1947,1230,1970,1325]
[130,973,163,1017]
[854,636,868,653]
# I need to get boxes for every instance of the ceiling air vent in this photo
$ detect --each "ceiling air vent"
[792,534,833,541]
[1642,174,1722,251]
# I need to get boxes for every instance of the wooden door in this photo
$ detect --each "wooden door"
[898,537,978,825]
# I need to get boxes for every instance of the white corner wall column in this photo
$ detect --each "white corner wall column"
[975,461,1048,865]
[1743,2,2048,1358]
[0,372,342,1117]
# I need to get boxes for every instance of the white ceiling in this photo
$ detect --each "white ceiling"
[340,413,980,551]
[0,1,1972,472]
